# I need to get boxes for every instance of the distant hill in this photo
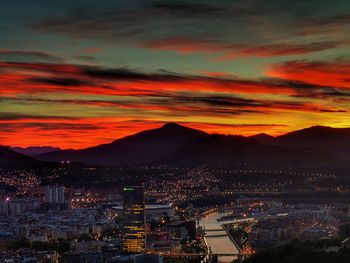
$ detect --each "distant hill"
[0,146,58,168]
[9,146,61,156]
[36,123,349,169]
[249,133,275,144]
[272,126,350,161]
[0,146,40,168]
[38,123,207,166]
[0,145,33,162]
[158,133,341,168]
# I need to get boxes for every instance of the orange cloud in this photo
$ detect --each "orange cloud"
[1,60,348,148]
[267,60,350,89]
[0,61,299,96]
[0,117,291,149]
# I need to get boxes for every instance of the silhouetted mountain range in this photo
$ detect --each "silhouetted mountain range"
[26,123,349,169]
[0,146,33,166]
[252,125,350,162]
[249,133,275,144]
[0,146,54,168]
[158,133,338,168]
[37,123,207,167]
[2,123,350,169]
[8,146,61,156]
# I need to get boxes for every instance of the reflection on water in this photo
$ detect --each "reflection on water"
[199,212,238,263]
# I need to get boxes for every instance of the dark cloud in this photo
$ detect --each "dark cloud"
[150,2,229,16]
[29,77,91,87]
[29,1,276,46]
[80,66,185,82]
[3,89,342,115]
[318,109,347,113]
[31,0,350,55]
[1,122,103,131]
[0,50,63,63]
[34,6,148,41]
[296,13,350,36]
[2,60,350,102]
[178,121,289,128]
[82,66,158,80]
[170,95,261,108]
[0,112,78,121]
[170,95,345,113]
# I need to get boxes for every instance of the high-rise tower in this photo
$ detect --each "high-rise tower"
[122,186,146,253]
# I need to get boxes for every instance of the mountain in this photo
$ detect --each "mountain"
[9,146,61,156]
[36,123,348,169]
[0,146,60,169]
[249,133,275,144]
[0,146,39,167]
[157,134,341,168]
[38,123,207,166]
[272,126,350,161]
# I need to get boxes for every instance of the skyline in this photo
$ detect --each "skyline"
[1,0,350,148]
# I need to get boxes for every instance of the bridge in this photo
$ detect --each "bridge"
[161,253,241,257]
[206,234,228,237]
[204,228,227,238]
[161,252,247,263]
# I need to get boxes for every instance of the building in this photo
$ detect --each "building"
[61,252,104,263]
[122,186,146,253]
[166,220,197,241]
[0,250,58,263]
[0,198,25,216]
[113,203,175,220]
[45,185,65,203]
[44,185,71,209]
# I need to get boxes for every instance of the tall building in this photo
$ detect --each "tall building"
[0,198,25,216]
[122,186,146,253]
[44,186,65,204]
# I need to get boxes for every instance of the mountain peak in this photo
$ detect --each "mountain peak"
[284,125,347,137]
[161,122,185,129]
[158,123,209,137]
[306,125,332,131]
[249,133,275,144]
[8,146,61,156]
[251,133,274,138]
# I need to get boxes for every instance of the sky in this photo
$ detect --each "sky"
[1,0,350,149]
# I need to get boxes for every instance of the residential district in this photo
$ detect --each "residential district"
[0,165,350,262]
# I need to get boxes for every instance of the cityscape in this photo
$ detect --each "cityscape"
[2,0,350,262]
[1,125,350,263]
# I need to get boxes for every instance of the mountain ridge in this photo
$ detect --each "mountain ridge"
[0,146,58,168]
[33,123,350,168]
[37,122,207,166]
[8,146,61,156]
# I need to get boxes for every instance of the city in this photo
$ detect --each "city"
[2,0,350,262]
[1,161,350,262]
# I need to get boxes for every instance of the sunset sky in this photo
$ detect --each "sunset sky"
[1,0,350,149]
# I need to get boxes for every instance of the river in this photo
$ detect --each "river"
[199,212,239,263]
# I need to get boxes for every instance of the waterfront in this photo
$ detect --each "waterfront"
[199,212,239,263]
